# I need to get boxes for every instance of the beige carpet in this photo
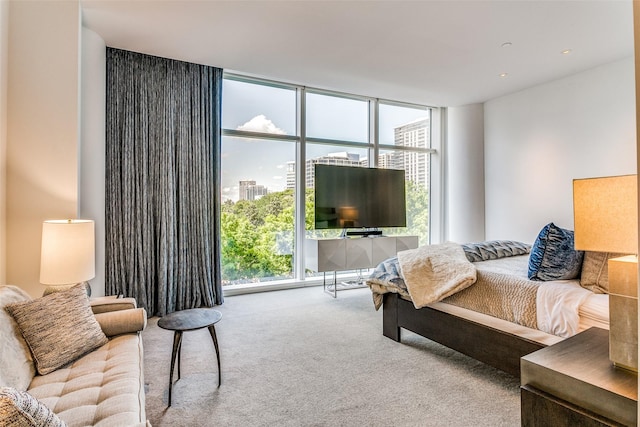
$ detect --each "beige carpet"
[143,286,520,426]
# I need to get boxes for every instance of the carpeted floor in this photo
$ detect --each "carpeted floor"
[143,286,521,426]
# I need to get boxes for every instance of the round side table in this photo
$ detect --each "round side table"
[157,307,222,406]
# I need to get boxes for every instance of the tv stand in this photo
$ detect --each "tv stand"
[345,229,383,238]
[305,236,419,297]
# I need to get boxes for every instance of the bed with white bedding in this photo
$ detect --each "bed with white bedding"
[366,237,610,376]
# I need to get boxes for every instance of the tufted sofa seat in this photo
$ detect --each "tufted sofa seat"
[0,286,149,426]
[28,333,146,426]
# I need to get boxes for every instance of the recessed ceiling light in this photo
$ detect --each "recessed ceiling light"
[501,42,512,48]
[499,73,508,78]
[561,49,572,55]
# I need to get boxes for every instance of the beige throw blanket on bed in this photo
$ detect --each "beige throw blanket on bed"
[398,242,477,309]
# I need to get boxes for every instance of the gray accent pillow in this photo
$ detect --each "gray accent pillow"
[580,251,628,294]
[5,284,108,375]
[462,240,531,263]
[528,223,584,281]
[0,386,66,426]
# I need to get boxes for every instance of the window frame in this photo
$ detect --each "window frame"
[221,72,441,291]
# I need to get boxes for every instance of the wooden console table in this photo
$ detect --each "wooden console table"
[520,327,637,426]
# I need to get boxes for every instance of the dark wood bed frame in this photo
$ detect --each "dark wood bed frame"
[382,292,547,377]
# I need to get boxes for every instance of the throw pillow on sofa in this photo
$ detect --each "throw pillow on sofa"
[0,286,36,391]
[528,222,584,281]
[5,284,108,375]
[0,386,66,427]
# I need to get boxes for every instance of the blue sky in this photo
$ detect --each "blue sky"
[221,78,429,201]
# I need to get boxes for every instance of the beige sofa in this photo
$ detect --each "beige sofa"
[0,285,148,426]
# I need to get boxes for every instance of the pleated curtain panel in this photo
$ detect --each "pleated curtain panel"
[105,48,223,316]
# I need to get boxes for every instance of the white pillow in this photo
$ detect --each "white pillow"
[0,286,36,390]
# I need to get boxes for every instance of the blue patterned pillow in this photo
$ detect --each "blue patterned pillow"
[528,223,584,281]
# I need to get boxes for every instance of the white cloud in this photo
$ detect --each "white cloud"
[237,115,286,135]
[273,176,283,180]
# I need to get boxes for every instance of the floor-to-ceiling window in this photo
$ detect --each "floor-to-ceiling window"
[221,74,437,291]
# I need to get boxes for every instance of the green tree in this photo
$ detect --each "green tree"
[221,181,430,284]
[221,190,296,284]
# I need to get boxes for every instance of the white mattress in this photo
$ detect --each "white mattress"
[578,292,609,332]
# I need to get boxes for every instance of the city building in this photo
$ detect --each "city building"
[239,180,268,201]
[393,117,430,188]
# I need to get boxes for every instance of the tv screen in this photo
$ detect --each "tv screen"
[314,164,407,230]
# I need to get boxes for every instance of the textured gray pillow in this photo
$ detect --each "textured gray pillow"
[5,284,108,375]
[580,251,627,294]
[0,386,66,426]
[462,240,531,262]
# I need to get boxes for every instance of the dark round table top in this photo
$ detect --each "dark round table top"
[158,307,222,332]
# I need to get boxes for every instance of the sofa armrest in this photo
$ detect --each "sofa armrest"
[90,296,138,314]
[94,308,147,337]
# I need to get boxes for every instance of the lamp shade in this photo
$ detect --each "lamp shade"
[39,219,95,285]
[573,175,638,254]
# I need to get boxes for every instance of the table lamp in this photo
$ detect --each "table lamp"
[39,219,95,296]
[573,175,638,371]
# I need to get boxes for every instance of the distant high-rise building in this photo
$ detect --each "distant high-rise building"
[239,180,268,201]
[393,117,430,187]
[305,152,362,188]
[283,118,430,191]
[377,151,398,170]
[285,162,295,190]
[285,152,364,189]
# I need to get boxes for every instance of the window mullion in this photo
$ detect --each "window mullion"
[294,87,306,281]
[370,99,378,167]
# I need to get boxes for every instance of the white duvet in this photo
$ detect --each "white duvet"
[536,281,593,338]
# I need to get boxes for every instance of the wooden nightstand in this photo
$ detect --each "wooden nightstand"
[520,327,637,426]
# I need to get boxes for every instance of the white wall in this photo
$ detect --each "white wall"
[6,1,81,297]
[446,103,485,243]
[80,27,106,296]
[0,0,8,285]
[484,57,637,244]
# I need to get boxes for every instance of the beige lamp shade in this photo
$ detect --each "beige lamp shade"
[39,219,95,285]
[573,175,638,254]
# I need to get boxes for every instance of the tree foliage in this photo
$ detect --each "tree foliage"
[221,184,429,285]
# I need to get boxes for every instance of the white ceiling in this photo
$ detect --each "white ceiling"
[81,0,634,107]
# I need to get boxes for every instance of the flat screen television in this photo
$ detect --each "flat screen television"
[314,164,407,233]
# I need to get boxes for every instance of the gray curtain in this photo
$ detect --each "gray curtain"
[105,48,223,316]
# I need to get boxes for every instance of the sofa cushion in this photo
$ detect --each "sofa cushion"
[528,222,584,281]
[6,285,108,375]
[0,286,36,391]
[28,334,146,427]
[94,308,147,337]
[0,386,66,427]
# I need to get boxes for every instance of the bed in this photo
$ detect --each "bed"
[366,233,610,377]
